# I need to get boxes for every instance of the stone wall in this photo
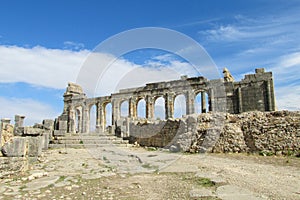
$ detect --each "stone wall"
[126,111,300,155]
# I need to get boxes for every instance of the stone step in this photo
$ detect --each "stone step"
[51,139,129,145]
[50,132,130,149]
[49,143,131,149]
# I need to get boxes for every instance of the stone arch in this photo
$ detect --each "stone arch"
[154,96,165,120]
[120,100,129,117]
[137,97,146,119]
[174,94,186,118]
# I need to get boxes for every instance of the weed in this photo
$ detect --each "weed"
[196,177,215,187]
[259,151,274,156]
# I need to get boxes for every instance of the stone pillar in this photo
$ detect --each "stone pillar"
[68,106,76,134]
[14,115,25,128]
[201,91,207,113]
[1,118,11,147]
[82,106,89,133]
[96,102,101,132]
[76,108,82,133]
[146,95,154,119]
[265,80,275,111]
[129,97,137,119]
[165,93,174,119]
[112,99,120,126]
[99,103,105,132]
[185,91,195,115]
[237,87,243,113]
[14,115,25,135]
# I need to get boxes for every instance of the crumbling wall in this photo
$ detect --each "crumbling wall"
[127,111,300,155]
[0,116,53,157]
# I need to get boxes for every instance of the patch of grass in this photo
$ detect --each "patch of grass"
[259,150,274,156]
[141,163,158,170]
[145,147,157,151]
[82,163,88,168]
[19,185,27,190]
[79,140,83,144]
[58,175,66,182]
[196,177,215,187]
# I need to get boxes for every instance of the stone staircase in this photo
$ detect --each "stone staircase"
[49,132,130,149]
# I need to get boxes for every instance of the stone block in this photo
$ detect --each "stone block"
[23,127,42,136]
[53,130,66,136]
[41,132,50,150]
[58,120,67,131]
[43,119,54,130]
[1,137,27,157]
[28,136,42,157]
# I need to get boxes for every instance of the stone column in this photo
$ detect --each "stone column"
[201,91,207,113]
[146,95,154,119]
[96,102,101,132]
[100,103,105,132]
[14,115,25,128]
[14,115,25,135]
[112,99,120,126]
[82,105,89,133]
[68,106,76,134]
[165,93,174,119]
[265,80,275,111]
[129,97,137,119]
[185,91,195,115]
[237,87,243,113]
[77,108,82,133]
[1,118,11,146]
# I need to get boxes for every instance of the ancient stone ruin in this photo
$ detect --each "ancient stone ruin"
[56,68,276,135]
[1,67,299,158]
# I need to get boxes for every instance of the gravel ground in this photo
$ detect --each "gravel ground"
[0,146,299,200]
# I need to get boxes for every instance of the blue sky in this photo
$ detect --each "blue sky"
[0,0,300,125]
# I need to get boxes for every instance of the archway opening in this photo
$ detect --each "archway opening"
[137,98,146,118]
[120,100,129,117]
[154,97,165,120]
[89,104,97,132]
[105,103,112,127]
[174,94,186,118]
[195,92,209,114]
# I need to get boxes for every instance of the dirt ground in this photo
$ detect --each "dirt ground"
[0,146,299,200]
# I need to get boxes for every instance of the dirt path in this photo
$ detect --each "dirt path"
[0,146,299,200]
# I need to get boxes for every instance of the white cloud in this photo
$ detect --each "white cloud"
[0,45,89,89]
[63,41,85,50]
[275,85,300,111]
[0,97,60,126]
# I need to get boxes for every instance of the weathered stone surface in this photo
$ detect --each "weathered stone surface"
[216,185,264,200]
[42,119,54,130]
[189,188,215,198]
[1,137,27,157]
[28,137,42,157]
[124,111,300,155]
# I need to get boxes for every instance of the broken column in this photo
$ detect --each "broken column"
[14,115,25,136]
[1,118,11,147]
